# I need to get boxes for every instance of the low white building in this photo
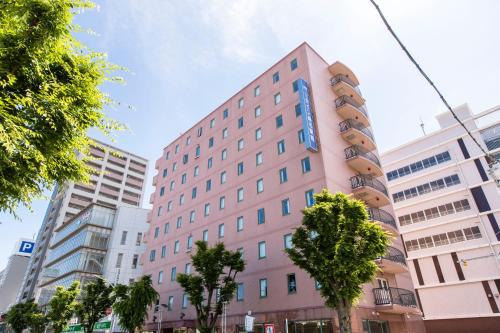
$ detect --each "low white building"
[381,104,500,333]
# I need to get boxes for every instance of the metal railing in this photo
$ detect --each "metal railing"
[344,145,380,167]
[330,74,357,88]
[373,287,417,307]
[335,95,368,118]
[339,119,375,141]
[367,207,397,229]
[350,174,388,197]
[380,246,407,266]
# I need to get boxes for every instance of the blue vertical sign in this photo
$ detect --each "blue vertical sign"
[297,79,318,151]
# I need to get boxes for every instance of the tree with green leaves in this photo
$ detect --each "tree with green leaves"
[47,281,80,333]
[286,190,390,333]
[113,275,159,333]
[75,278,114,333]
[177,241,245,333]
[29,311,48,333]
[4,300,41,333]
[0,0,124,216]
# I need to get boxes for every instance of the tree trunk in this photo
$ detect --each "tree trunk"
[336,298,352,333]
[198,327,214,333]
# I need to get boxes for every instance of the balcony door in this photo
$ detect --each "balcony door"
[376,278,389,289]
[376,278,391,304]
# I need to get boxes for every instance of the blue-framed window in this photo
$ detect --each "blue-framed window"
[237,162,244,175]
[257,208,265,224]
[279,167,288,183]
[276,115,283,128]
[301,157,311,173]
[277,140,286,155]
[282,198,290,216]
[386,151,451,181]
[273,72,280,83]
[305,189,315,207]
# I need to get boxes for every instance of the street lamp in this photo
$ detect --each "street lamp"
[155,304,168,333]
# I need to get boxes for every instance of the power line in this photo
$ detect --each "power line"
[369,0,497,166]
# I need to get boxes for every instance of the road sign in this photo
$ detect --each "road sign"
[62,321,111,333]
[63,324,82,332]
[94,321,112,331]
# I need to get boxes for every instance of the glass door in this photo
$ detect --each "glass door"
[376,278,391,304]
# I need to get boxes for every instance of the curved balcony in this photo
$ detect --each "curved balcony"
[335,96,369,127]
[331,75,364,106]
[367,207,397,230]
[350,175,390,207]
[340,120,376,151]
[373,287,420,315]
[328,61,360,86]
[376,246,408,274]
[344,145,382,177]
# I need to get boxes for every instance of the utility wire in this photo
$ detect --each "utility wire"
[369,0,496,166]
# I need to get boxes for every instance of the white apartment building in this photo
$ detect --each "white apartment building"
[102,206,149,286]
[381,104,500,333]
[18,139,148,303]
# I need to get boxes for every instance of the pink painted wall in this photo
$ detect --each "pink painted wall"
[143,43,419,328]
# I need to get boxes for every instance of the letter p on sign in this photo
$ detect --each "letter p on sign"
[19,241,34,254]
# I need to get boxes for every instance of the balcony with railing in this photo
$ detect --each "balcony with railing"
[339,119,376,151]
[373,287,420,314]
[331,74,364,106]
[335,96,369,127]
[328,61,360,86]
[350,174,390,207]
[376,246,408,273]
[367,207,397,230]
[345,145,382,177]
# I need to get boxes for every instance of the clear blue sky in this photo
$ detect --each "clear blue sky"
[1,0,500,268]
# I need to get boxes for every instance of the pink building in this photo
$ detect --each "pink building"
[143,43,424,333]
[381,104,500,333]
